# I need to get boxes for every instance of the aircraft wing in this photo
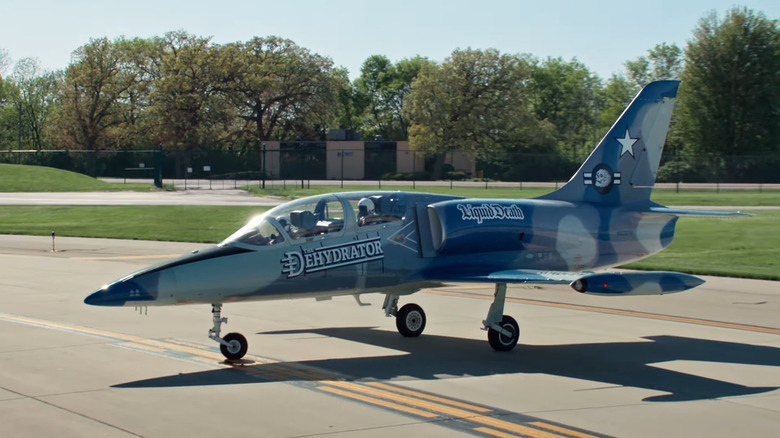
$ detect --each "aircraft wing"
[425,268,705,296]
[424,269,588,284]
[647,206,754,217]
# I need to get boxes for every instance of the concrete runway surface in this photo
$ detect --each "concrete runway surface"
[0,235,778,438]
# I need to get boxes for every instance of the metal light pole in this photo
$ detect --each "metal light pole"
[17,102,22,164]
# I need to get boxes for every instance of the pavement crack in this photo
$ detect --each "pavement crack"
[0,385,144,437]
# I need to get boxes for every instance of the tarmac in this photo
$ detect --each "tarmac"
[1,234,778,438]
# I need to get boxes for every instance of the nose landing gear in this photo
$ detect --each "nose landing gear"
[209,303,248,360]
[383,294,427,337]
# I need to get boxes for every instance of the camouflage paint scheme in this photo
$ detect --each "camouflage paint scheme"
[85,81,744,356]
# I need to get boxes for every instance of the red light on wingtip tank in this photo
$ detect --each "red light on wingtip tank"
[603,283,608,288]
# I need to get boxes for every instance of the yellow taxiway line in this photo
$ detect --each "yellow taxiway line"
[0,310,607,438]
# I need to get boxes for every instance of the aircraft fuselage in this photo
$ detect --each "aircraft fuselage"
[86,192,677,307]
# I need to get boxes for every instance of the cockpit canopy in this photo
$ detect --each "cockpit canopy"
[222,192,407,248]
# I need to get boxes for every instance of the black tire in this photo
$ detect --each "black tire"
[487,315,519,351]
[220,332,248,360]
[396,303,426,337]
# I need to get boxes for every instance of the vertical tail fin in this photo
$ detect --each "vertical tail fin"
[541,80,680,205]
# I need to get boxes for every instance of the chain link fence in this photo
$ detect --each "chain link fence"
[3,148,780,186]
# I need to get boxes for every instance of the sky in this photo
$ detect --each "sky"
[1,0,779,80]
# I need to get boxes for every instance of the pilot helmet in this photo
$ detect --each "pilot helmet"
[358,198,375,215]
[276,216,290,231]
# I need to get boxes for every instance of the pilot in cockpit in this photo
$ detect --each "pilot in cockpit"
[268,216,290,244]
[276,216,291,234]
[357,198,375,226]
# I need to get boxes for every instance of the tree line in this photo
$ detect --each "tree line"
[1,7,779,181]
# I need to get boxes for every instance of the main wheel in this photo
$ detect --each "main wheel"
[220,332,248,360]
[487,315,519,351]
[396,303,426,337]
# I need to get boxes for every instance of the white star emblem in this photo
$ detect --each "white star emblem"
[617,129,638,158]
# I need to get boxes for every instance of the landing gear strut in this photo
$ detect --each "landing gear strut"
[483,283,520,351]
[209,303,248,360]
[383,294,426,337]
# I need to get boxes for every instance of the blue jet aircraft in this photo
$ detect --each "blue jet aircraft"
[85,80,747,360]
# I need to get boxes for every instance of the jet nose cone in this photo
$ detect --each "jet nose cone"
[84,276,157,307]
[84,286,125,306]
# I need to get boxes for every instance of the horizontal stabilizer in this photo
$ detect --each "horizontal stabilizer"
[647,207,754,218]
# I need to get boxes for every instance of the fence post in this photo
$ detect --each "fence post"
[675,148,680,193]
[412,151,416,189]
[299,146,305,189]
[261,143,266,189]
[154,148,163,189]
[449,150,454,189]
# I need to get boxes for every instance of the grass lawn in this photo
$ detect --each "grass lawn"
[1,205,775,280]
[1,163,777,280]
[248,184,780,207]
[623,211,779,280]
[0,163,159,192]
[0,205,267,243]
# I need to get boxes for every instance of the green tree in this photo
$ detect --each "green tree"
[529,57,600,160]
[355,55,431,140]
[105,37,159,150]
[596,75,636,132]
[677,7,780,181]
[147,31,232,151]
[0,75,19,150]
[403,48,549,178]
[332,68,367,136]
[55,37,142,152]
[0,48,17,150]
[9,58,61,150]
[224,36,338,142]
[625,43,683,88]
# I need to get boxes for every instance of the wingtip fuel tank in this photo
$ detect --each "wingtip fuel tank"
[570,271,705,295]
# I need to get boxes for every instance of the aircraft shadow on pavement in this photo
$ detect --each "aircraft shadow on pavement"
[114,328,779,402]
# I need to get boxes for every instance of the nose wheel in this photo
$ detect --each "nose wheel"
[209,304,249,360]
[383,295,427,337]
[220,332,248,360]
[396,303,426,337]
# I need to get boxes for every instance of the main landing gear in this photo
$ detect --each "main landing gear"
[483,283,520,351]
[384,283,519,352]
[209,303,248,360]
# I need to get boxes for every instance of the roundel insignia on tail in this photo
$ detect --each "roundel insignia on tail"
[583,163,621,194]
